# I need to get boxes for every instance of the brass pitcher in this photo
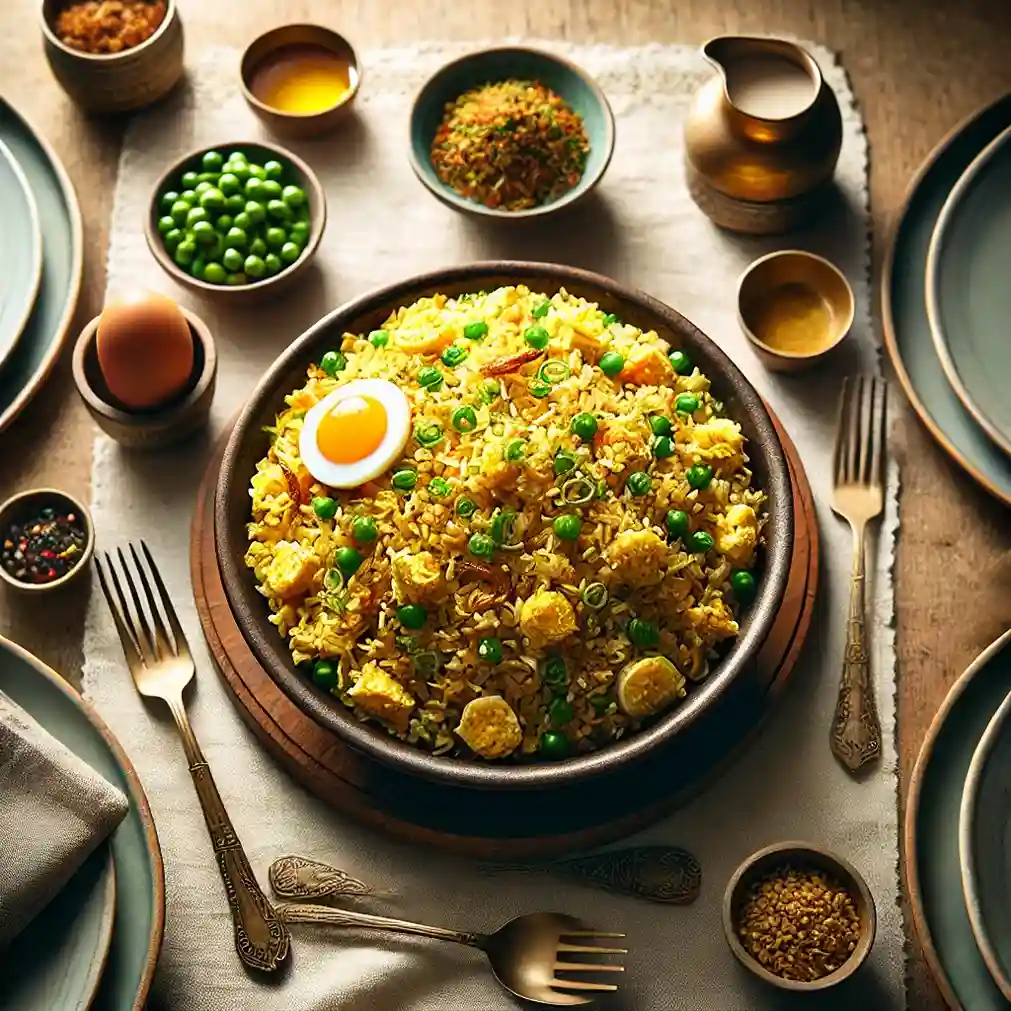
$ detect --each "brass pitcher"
[684,36,843,235]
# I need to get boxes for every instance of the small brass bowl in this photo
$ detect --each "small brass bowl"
[737,250,854,372]
[240,24,361,139]
[0,488,94,594]
[723,841,876,992]
[72,304,217,450]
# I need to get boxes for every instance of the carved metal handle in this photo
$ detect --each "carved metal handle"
[830,525,882,774]
[269,855,372,900]
[277,901,483,949]
[168,697,291,972]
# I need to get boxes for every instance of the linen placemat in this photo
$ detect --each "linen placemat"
[83,42,902,1010]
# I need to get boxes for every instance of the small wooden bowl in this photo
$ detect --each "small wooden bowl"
[39,0,184,114]
[240,24,361,139]
[737,250,854,373]
[723,841,876,992]
[0,488,94,594]
[72,305,217,450]
[145,140,326,305]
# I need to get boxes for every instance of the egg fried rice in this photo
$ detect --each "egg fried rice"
[244,285,766,762]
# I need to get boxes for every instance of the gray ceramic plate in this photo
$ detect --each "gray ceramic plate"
[0,636,164,1011]
[883,94,1011,507]
[0,136,43,374]
[927,125,1011,459]
[905,627,1011,1009]
[959,680,1011,1001]
[0,97,83,434]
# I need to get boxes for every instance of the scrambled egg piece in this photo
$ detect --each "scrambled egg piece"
[478,441,521,491]
[455,696,523,759]
[519,590,578,647]
[395,328,456,355]
[392,551,444,604]
[714,504,759,566]
[251,462,288,511]
[678,418,745,470]
[606,530,668,587]
[617,657,687,717]
[685,596,739,643]
[263,541,320,599]
[621,345,675,387]
[567,320,609,362]
[347,663,416,733]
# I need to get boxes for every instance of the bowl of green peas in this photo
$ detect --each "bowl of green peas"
[146,141,326,302]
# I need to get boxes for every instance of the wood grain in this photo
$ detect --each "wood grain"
[2,0,1009,1002]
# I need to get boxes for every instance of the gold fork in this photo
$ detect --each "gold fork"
[95,542,291,972]
[829,376,887,775]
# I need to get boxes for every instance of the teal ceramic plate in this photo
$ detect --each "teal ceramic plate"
[1,845,115,1011]
[882,94,1011,507]
[927,125,1011,460]
[0,636,164,1011]
[905,627,1011,1009]
[959,680,1011,1001]
[0,136,43,374]
[0,97,83,434]
[409,46,615,219]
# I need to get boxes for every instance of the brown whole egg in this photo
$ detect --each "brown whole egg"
[96,292,194,410]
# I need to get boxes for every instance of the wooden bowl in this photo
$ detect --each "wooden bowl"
[737,250,854,373]
[39,0,184,114]
[0,488,94,594]
[409,47,615,220]
[72,305,217,450]
[145,140,327,305]
[723,841,876,991]
[213,261,794,792]
[240,24,361,139]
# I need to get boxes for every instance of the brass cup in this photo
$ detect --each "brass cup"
[737,250,854,372]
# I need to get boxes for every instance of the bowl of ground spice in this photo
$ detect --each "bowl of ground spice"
[40,0,184,114]
[723,841,876,991]
[409,46,615,219]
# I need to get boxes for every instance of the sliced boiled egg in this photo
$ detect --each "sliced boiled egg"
[299,379,411,488]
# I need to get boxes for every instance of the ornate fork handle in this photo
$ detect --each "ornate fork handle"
[830,526,882,774]
[167,696,291,972]
[277,901,483,949]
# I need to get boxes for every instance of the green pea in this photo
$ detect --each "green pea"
[731,570,757,602]
[391,469,417,492]
[241,201,264,226]
[505,439,525,462]
[532,300,551,319]
[627,617,659,647]
[686,464,713,490]
[452,406,478,432]
[603,312,620,326]
[282,184,306,208]
[244,255,266,279]
[369,329,389,348]
[264,253,283,275]
[170,200,191,225]
[163,228,183,252]
[468,532,494,559]
[218,173,241,197]
[226,163,250,183]
[280,242,300,264]
[267,199,293,223]
[180,189,197,203]
[543,655,567,688]
[290,220,310,244]
[417,366,444,391]
[429,477,451,497]
[202,150,224,173]
[194,181,213,196]
[185,206,208,228]
[225,272,247,286]
[669,350,692,375]
[524,325,550,350]
[189,257,206,279]
[540,730,569,760]
[626,471,652,496]
[649,415,672,437]
[477,637,503,664]
[196,172,220,185]
[456,497,477,519]
[225,227,248,250]
[441,344,468,367]
[335,546,363,578]
[464,320,488,341]
[676,393,700,414]
[181,170,199,189]
[553,451,576,476]
[312,496,338,520]
[549,696,574,726]
[665,509,690,539]
[599,351,625,378]
[553,514,582,541]
[247,163,266,180]
[260,179,283,199]
[225,193,246,214]
[249,237,268,258]
[570,412,598,440]
[397,604,427,629]
[216,214,234,232]
[352,515,378,543]
[159,190,180,213]
[226,150,247,165]
[481,379,500,404]
[173,240,196,267]
[690,530,714,553]
[157,215,176,235]
[312,659,338,690]
[198,187,226,212]
[263,160,284,180]
[192,220,216,246]
[652,435,675,459]
[203,262,227,285]
[233,211,252,232]
[222,247,244,272]
[265,227,286,250]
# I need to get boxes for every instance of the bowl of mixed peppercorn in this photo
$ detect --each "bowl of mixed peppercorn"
[0,489,94,594]
[723,841,876,991]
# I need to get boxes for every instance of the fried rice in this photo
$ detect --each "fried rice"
[244,284,766,762]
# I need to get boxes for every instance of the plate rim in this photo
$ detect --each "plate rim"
[881,93,1011,509]
[0,634,165,1011]
[0,96,84,436]
[0,135,43,374]
[958,679,1011,1001]
[925,124,1011,460]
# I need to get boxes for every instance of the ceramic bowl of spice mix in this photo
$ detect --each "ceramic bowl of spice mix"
[0,489,94,594]
[409,46,615,219]
[40,0,184,114]
[723,841,876,991]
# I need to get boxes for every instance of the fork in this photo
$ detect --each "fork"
[829,376,887,775]
[277,903,625,1006]
[95,542,291,973]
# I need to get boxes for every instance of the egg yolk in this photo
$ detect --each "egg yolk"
[316,395,388,463]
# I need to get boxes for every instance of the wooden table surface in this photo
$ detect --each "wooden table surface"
[3,1,1011,1006]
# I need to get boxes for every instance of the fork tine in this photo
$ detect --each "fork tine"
[129,543,175,659]
[846,376,864,484]
[857,376,874,485]
[140,541,191,659]
[551,978,619,992]
[106,550,157,663]
[558,943,628,955]
[833,377,851,485]
[115,546,160,660]
[869,379,888,486]
[94,554,145,669]
[554,962,625,973]
[561,931,626,939]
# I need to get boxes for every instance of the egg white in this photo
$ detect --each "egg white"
[299,379,412,489]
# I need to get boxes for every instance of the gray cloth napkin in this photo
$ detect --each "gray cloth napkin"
[0,689,129,950]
